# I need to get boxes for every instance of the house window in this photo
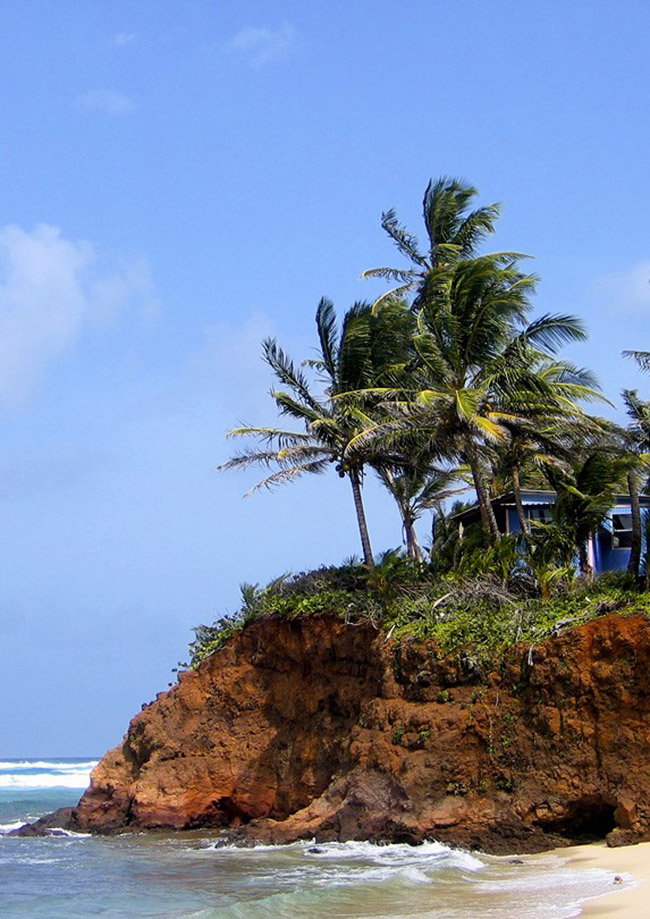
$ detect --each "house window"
[611,513,633,549]
[526,506,553,526]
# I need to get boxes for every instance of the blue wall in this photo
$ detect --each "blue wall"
[594,506,648,573]
[505,501,648,574]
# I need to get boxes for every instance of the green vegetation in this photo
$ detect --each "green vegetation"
[186,555,650,670]
[188,175,650,672]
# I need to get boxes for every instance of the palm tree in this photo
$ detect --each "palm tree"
[543,452,629,580]
[490,358,605,537]
[376,459,462,561]
[219,298,412,567]
[619,351,650,576]
[620,390,650,577]
[617,352,650,575]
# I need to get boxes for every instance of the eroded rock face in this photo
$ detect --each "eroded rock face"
[69,613,650,852]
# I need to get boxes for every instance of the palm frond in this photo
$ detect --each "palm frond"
[271,390,325,425]
[469,414,508,441]
[380,208,428,267]
[454,204,501,258]
[242,459,331,496]
[519,313,587,353]
[370,283,417,313]
[454,387,482,421]
[315,297,338,381]
[338,302,373,392]
[360,267,420,283]
[219,443,329,473]
[623,350,650,373]
[263,339,324,415]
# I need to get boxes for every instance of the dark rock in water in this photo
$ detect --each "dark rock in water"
[205,837,237,850]
[55,613,650,853]
[10,808,77,837]
[306,846,325,854]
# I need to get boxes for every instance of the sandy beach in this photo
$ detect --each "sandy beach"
[553,840,650,917]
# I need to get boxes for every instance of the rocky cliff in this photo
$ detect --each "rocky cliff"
[67,612,650,852]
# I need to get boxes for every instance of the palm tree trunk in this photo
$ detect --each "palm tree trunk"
[627,467,642,579]
[349,468,374,568]
[512,464,530,537]
[464,435,501,545]
[377,468,425,562]
[578,540,593,582]
[403,511,424,562]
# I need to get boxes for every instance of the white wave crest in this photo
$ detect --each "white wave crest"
[398,865,433,884]
[200,838,485,875]
[0,820,27,834]
[0,772,92,790]
[0,759,97,790]
[297,839,484,871]
[0,760,98,772]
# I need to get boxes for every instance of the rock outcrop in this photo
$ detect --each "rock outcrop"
[66,613,650,852]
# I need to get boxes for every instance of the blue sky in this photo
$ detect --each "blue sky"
[1,1,649,755]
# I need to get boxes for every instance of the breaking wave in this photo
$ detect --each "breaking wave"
[0,758,97,790]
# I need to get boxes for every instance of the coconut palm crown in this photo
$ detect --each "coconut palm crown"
[362,175,511,310]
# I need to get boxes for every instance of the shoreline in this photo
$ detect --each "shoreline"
[549,840,649,917]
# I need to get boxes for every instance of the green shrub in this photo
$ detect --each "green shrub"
[184,559,650,671]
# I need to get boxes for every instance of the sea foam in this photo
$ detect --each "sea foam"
[0,760,97,772]
[0,759,97,790]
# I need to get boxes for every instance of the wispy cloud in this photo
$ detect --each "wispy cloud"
[227,24,297,68]
[90,257,159,322]
[77,90,136,116]
[594,259,650,316]
[111,32,136,48]
[0,224,157,411]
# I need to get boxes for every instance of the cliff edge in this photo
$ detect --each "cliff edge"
[68,613,650,853]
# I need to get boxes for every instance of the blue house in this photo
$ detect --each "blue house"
[453,489,650,574]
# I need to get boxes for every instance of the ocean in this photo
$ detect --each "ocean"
[0,759,626,918]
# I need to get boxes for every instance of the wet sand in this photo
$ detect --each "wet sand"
[556,840,649,917]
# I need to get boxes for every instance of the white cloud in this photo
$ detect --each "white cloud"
[0,224,156,410]
[111,32,136,48]
[227,24,297,68]
[77,90,136,116]
[89,257,159,322]
[594,259,650,316]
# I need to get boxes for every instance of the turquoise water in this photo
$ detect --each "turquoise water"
[0,760,626,918]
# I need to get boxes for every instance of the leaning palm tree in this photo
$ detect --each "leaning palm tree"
[219,298,412,567]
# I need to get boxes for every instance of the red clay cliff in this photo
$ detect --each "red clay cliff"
[66,612,650,852]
